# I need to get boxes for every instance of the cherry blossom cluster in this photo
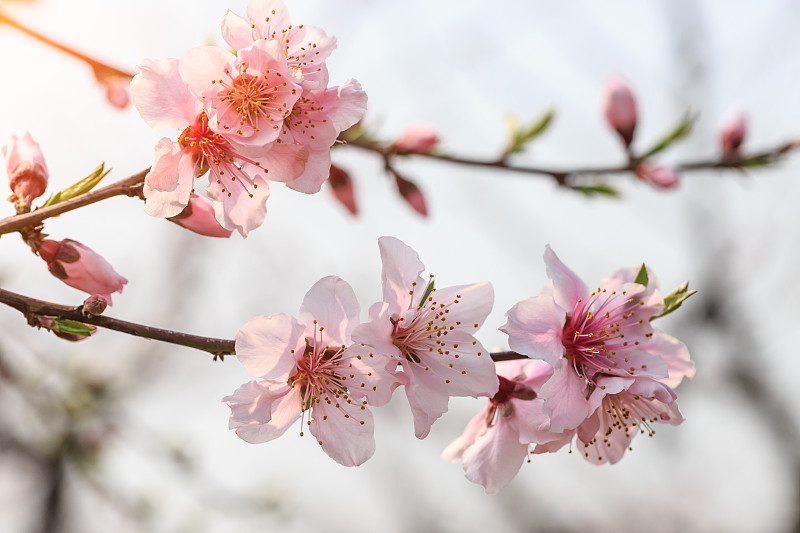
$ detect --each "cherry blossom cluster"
[131,0,367,237]
[223,238,694,493]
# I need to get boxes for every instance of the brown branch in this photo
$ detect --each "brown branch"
[345,136,800,184]
[0,9,134,80]
[0,169,148,237]
[0,287,235,356]
[0,286,528,362]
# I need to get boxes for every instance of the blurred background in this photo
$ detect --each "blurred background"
[0,0,798,531]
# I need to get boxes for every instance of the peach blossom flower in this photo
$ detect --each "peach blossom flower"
[3,132,48,205]
[603,75,637,148]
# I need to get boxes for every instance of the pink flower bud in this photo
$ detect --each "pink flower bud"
[328,165,357,215]
[603,76,638,148]
[83,295,108,316]
[168,194,232,238]
[37,239,128,305]
[720,112,747,158]
[394,125,439,155]
[3,132,49,205]
[636,164,680,189]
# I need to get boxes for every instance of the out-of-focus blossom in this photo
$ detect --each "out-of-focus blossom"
[442,359,565,494]
[352,237,499,439]
[392,170,428,216]
[328,165,357,215]
[636,163,680,189]
[720,111,747,159]
[3,132,48,205]
[501,246,692,433]
[394,125,439,155]
[94,68,131,109]
[168,194,233,238]
[224,276,400,466]
[37,239,127,305]
[603,75,637,148]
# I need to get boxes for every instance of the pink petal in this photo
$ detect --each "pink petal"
[430,281,494,331]
[298,275,360,346]
[378,236,425,316]
[351,302,402,359]
[323,79,368,133]
[310,396,375,466]
[339,345,402,407]
[235,313,305,380]
[645,331,695,388]
[510,398,564,445]
[544,245,589,312]
[403,360,451,439]
[441,409,487,463]
[224,379,281,428]
[284,149,330,194]
[421,330,498,398]
[248,0,292,40]
[220,9,254,50]
[206,173,270,238]
[234,385,302,444]
[143,141,196,218]
[460,417,530,494]
[131,58,201,129]
[168,194,233,238]
[501,285,566,366]
[538,358,591,433]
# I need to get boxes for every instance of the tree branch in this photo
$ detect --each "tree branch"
[0,169,147,237]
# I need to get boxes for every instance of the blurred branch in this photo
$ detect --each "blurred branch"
[0,169,147,237]
[0,9,134,80]
[344,135,800,186]
[0,286,529,362]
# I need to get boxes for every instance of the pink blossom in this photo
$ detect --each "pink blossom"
[720,111,747,158]
[180,40,302,147]
[501,246,692,433]
[351,237,499,438]
[36,239,127,305]
[394,125,439,155]
[220,0,337,90]
[168,194,233,238]
[442,359,566,494]
[603,75,637,148]
[224,276,399,466]
[3,132,48,205]
[636,163,680,189]
[132,57,294,237]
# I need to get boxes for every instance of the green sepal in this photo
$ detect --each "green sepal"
[633,263,649,287]
[652,281,697,320]
[51,318,96,336]
[572,183,621,198]
[640,113,695,160]
[42,163,111,208]
[418,278,435,309]
[503,110,554,158]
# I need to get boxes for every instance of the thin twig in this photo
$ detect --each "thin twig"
[0,169,147,237]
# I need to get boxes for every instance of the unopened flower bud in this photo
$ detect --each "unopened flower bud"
[37,239,127,305]
[720,111,747,159]
[168,194,232,238]
[603,76,638,148]
[3,132,48,205]
[394,125,439,155]
[636,164,680,189]
[83,295,108,317]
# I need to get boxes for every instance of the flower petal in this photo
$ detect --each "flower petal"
[298,276,360,346]
[378,236,425,316]
[501,285,566,366]
[544,245,589,312]
[461,417,530,494]
[131,58,201,129]
[310,395,375,466]
[235,313,305,380]
[538,358,591,433]
[143,140,196,218]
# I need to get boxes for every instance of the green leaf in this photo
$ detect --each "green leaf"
[42,163,111,208]
[633,263,649,287]
[572,183,621,198]
[418,278,435,309]
[640,113,695,160]
[652,281,697,320]
[51,318,96,336]
[740,154,776,168]
[503,110,554,157]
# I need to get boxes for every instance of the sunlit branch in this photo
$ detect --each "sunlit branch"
[0,287,528,362]
[0,169,147,237]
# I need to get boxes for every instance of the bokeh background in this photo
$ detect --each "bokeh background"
[0,0,798,531]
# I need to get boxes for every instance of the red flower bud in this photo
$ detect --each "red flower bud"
[328,165,357,215]
[720,111,747,159]
[636,164,680,189]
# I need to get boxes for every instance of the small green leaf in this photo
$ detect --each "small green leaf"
[633,263,649,287]
[640,113,695,160]
[418,278,435,309]
[503,110,554,158]
[572,183,621,198]
[42,163,111,208]
[740,154,776,168]
[51,318,96,336]
[652,281,697,320]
